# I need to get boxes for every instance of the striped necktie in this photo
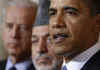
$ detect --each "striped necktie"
[61,65,67,70]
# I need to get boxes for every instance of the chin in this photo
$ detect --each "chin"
[33,59,58,70]
[8,50,21,57]
[35,66,54,70]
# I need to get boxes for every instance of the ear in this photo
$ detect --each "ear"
[94,14,100,32]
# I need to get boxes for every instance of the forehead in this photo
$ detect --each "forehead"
[50,0,87,9]
[33,25,48,36]
[5,6,35,24]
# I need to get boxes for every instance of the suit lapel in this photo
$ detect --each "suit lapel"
[0,59,7,70]
[26,64,36,70]
[81,50,100,70]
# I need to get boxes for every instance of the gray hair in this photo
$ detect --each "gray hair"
[7,0,39,8]
[2,0,39,23]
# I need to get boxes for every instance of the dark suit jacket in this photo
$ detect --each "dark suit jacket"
[81,50,100,70]
[0,59,35,70]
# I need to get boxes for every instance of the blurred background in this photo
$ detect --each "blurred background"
[0,0,8,60]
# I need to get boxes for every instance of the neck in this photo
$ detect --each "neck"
[9,55,30,64]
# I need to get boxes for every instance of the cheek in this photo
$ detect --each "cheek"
[49,18,55,29]
[3,31,8,41]
[65,19,77,35]
[52,40,74,55]
[66,20,84,39]
[3,35,9,47]
[21,34,32,43]
[32,46,37,57]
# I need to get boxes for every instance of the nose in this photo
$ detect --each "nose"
[11,25,19,39]
[37,37,48,54]
[51,12,66,29]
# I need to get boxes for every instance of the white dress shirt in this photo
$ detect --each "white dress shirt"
[63,43,100,70]
[5,57,32,70]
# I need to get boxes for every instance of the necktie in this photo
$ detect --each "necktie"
[9,66,17,70]
[61,65,67,70]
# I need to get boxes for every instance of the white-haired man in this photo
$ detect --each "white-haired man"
[0,0,38,70]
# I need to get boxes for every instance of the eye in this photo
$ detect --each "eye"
[63,7,79,16]
[32,36,38,43]
[6,23,13,29]
[49,8,57,17]
[49,11,56,17]
[64,9,78,16]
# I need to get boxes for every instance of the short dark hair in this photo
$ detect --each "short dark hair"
[83,0,100,16]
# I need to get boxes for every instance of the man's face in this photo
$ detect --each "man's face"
[32,26,62,70]
[49,0,98,57]
[3,6,36,58]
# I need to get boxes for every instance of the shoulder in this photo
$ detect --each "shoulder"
[0,59,7,70]
[81,50,100,70]
[0,59,7,65]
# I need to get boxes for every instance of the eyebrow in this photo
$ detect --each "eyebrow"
[49,8,57,12]
[32,35,37,38]
[63,6,79,12]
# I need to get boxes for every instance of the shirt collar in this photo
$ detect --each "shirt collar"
[6,57,32,70]
[64,42,100,70]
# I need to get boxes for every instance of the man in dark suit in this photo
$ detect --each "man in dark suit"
[0,0,38,70]
[49,0,100,70]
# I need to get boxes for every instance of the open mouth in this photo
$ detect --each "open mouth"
[51,33,71,43]
[36,57,52,65]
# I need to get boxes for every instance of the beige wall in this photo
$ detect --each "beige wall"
[0,0,8,60]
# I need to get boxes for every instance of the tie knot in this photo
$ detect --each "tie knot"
[9,66,17,70]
